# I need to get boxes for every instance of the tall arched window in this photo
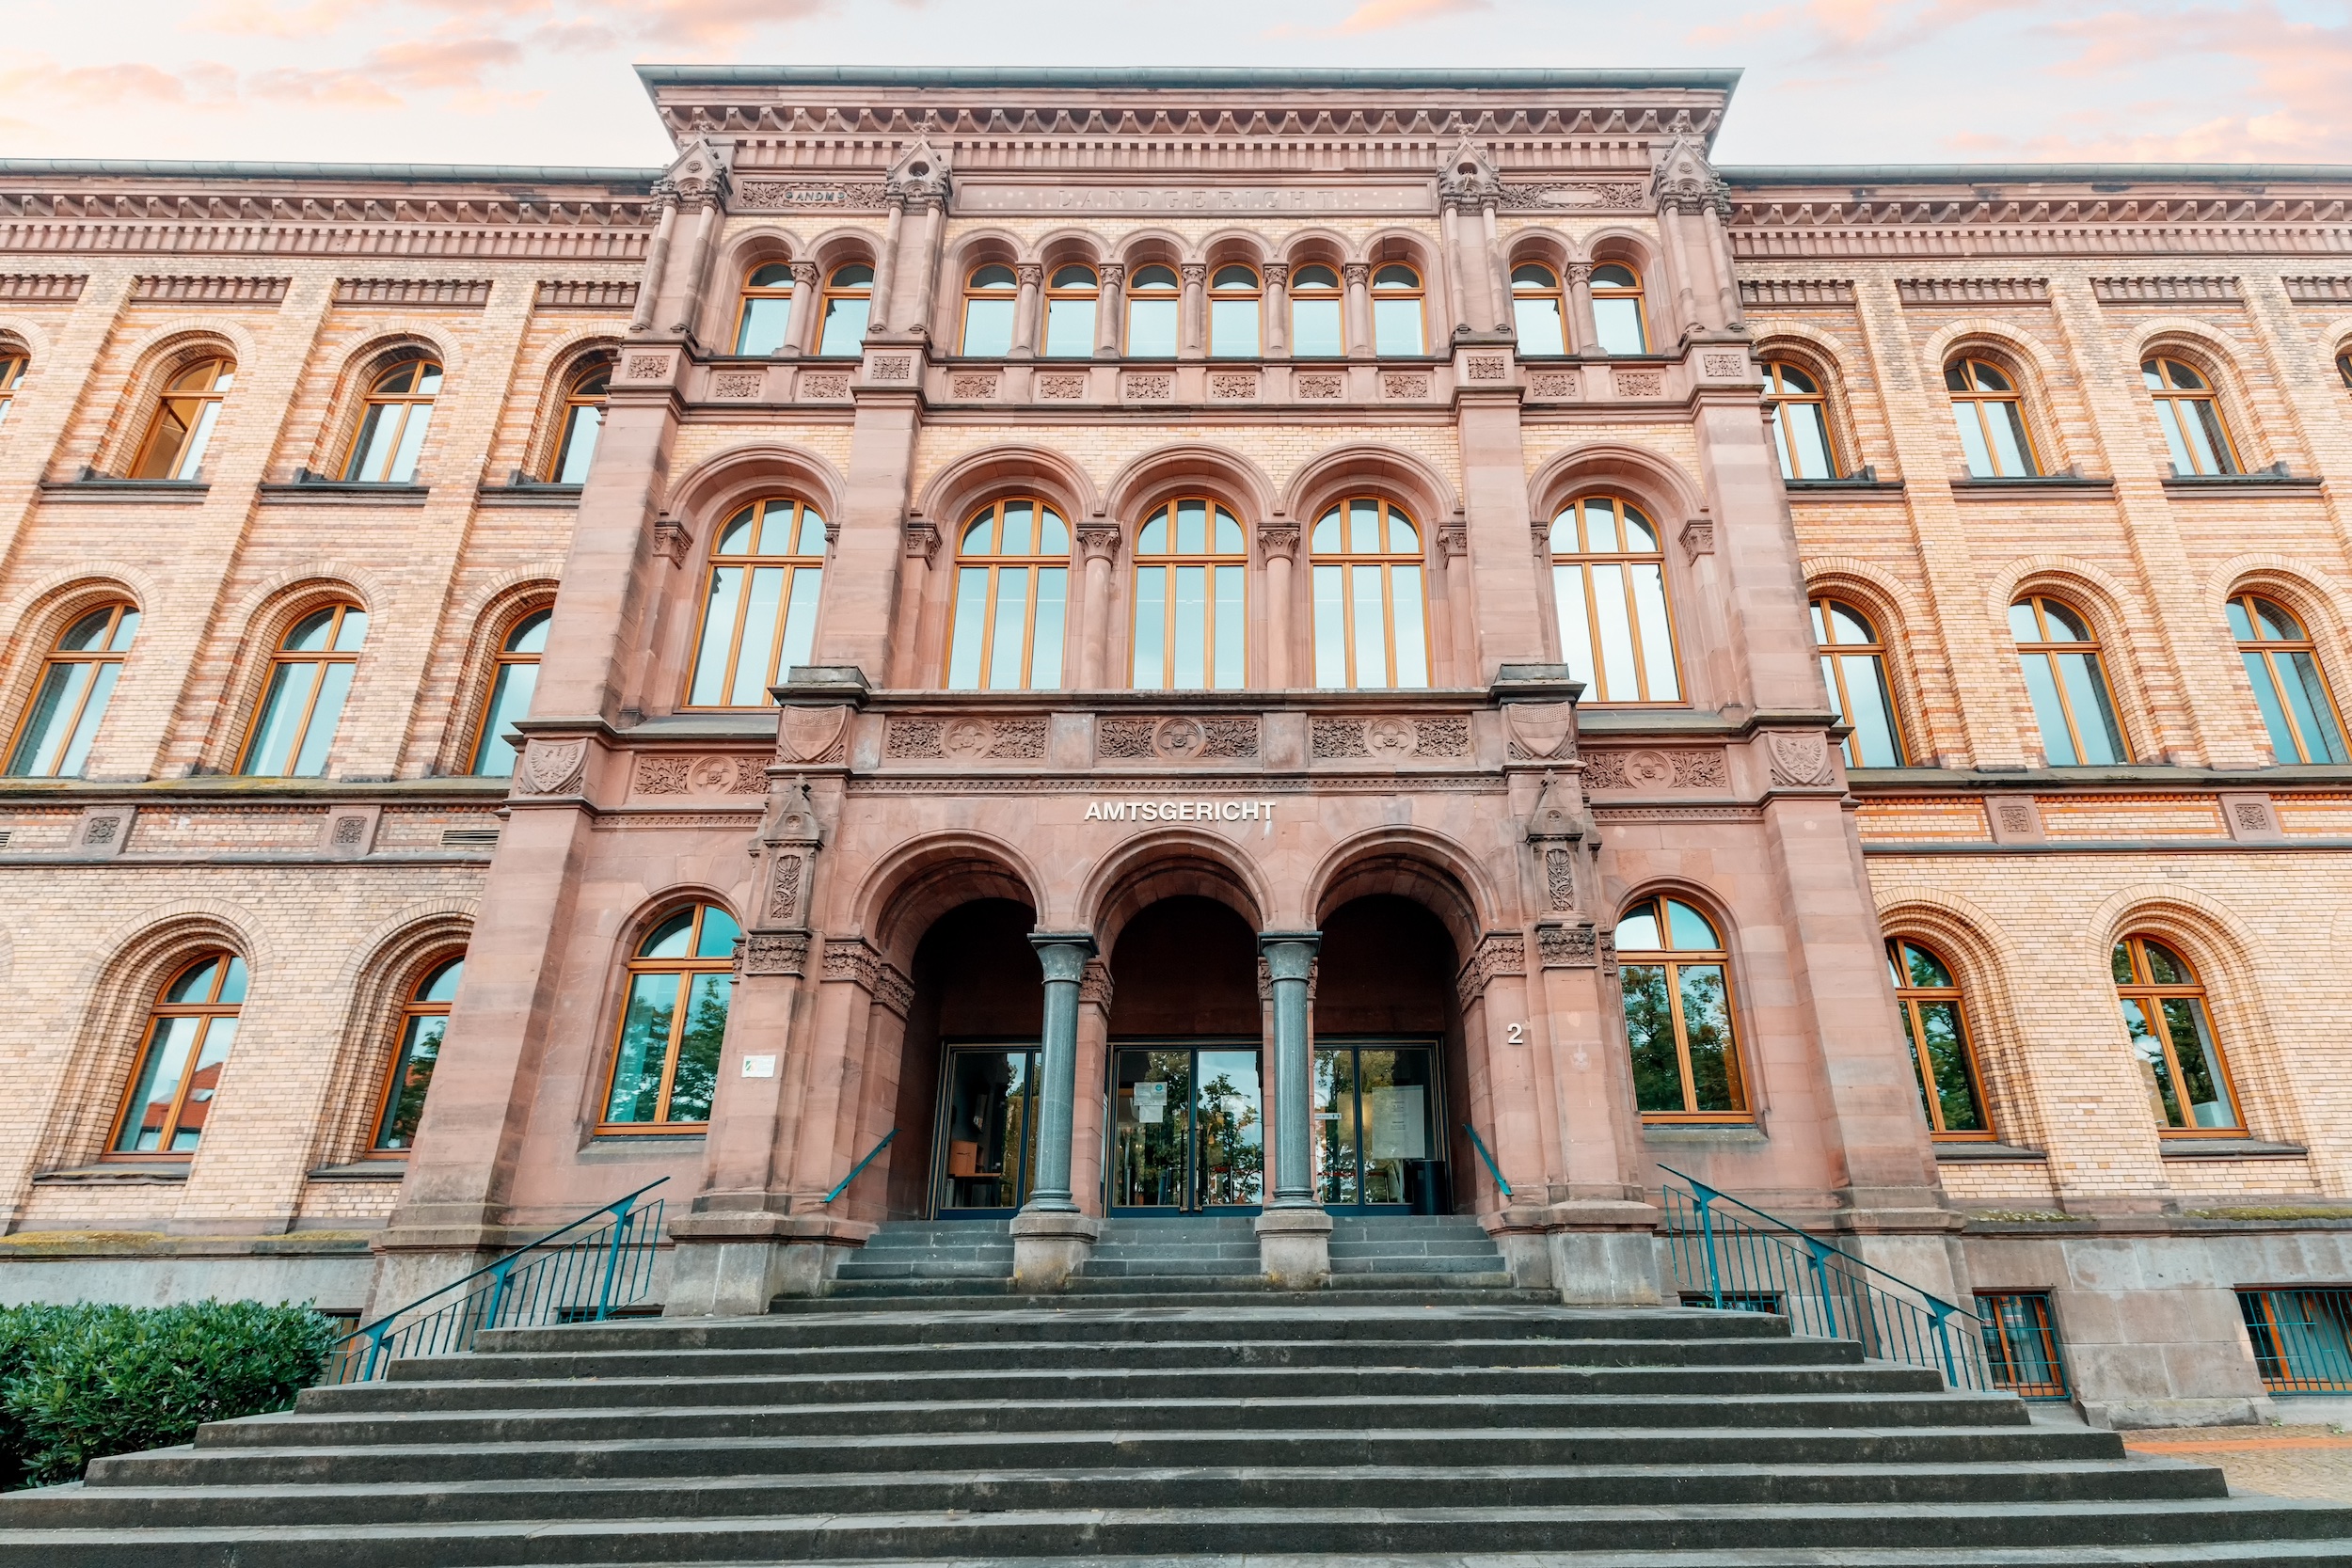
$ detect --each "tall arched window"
[2010,596,2126,766]
[733,263,796,356]
[133,356,234,481]
[111,952,246,1156]
[546,358,610,484]
[1947,358,2038,478]
[242,603,368,777]
[960,263,1017,356]
[2114,935,2239,1133]
[1371,263,1426,356]
[1290,264,1343,357]
[469,608,550,776]
[1766,361,1839,480]
[687,498,826,708]
[1043,264,1098,357]
[1209,265,1261,358]
[7,602,138,779]
[1511,263,1567,356]
[1813,596,1905,767]
[946,498,1068,690]
[2143,356,2240,476]
[1591,263,1648,355]
[2339,351,2352,391]
[1126,264,1180,356]
[1549,497,1680,705]
[373,956,461,1154]
[1133,498,1246,690]
[342,356,440,483]
[816,263,872,356]
[602,904,739,1130]
[1311,498,1427,689]
[2230,594,2348,765]
[1888,938,1991,1139]
[1617,895,1745,1120]
[0,349,25,431]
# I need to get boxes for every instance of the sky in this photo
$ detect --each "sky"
[0,0,2346,171]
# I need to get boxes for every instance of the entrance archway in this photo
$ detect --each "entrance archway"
[889,897,1041,1219]
[1314,894,1463,1214]
[1104,895,1263,1214]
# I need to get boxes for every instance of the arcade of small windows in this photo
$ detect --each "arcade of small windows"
[1311,497,1429,689]
[1133,498,1247,691]
[2142,356,2240,476]
[1044,265,1098,356]
[1812,597,1906,767]
[1125,265,1181,356]
[111,952,246,1157]
[1617,895,1747,1121]
[2113,935,2240,1135]
[2230,593,2349,766]
[1548,496,1681,705]
[342,356,441,484]
[241,603,369,778]
[1370,263,1426,356]
[470,609,551,777]
[1887,938,1993,1140]
[134,357,234,482]
[545,358,611,484]
[961,264,1018,356]
[2010,595,2127,767]
[1765,361,1839,480]
[686,498,827,709]
[1209,265,1263,358]
[7,602,138,779]
[373,957,463,1154]
[1947,357,2039,478]
[946,498,1069,691]
[601,904,739,1131]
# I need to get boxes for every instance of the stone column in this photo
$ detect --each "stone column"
[1014,932,1102,1289]
[887,519,940,688]
[866,196,907,340]
[1261,522,1299,689]
[899,198,946,335]
[1179,262,1207,358]
[1342,263,1372,356]
[1256,931,1329,1287]
[1262,262,1290,356]
[668,198,723,338]
[1439,206,1472,340]
[1565,264,1599,356]
[1077,524,1120,689]
[1010,263,1043,359]
[627,186,680,334]
[784,261,820,356]
[1094,262,1125,356]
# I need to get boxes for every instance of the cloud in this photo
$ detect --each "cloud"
[1265,0,1487,38]
[184,0,371,39]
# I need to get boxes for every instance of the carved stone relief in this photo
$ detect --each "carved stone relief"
[1527,370,1580,400]
[1581,749,1727,791]
[1310,717,1470,761]
[710,371,763,400]
[819,937,915,1016]
[1765,731,1836,788]
[633,754,769,797]
[776,706,850,766]
[1097,716,1260,762]
[887,716,1047,761]
[1504,702,1576,761]
[517,738,588,795]
[1295,372,1344,400]
[1613,368,1665,398]
[737,931,810,976]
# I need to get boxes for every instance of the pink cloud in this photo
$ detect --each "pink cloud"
[1331,0,1490,32]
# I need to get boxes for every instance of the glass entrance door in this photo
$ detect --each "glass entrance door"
[1110,1045,1263,1213]
[934,1045,1039,1215]
[1313,1040,1446,1213]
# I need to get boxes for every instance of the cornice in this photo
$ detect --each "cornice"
[1724,182,2352,261]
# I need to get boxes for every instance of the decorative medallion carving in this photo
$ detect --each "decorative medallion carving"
[948,372,1000,400]
[1545,847,1577,911]
[886,716,1043,761]
[1307,717,1468,761]
[869,355,913,382]
[1380,372,1432,399]
[1037,372,1087,400]
[1995,800,2036,834]
[710,371,763,400]
[737,931,810,976]
[1096,716,1259,762]
[735,181,888,212]
[1122,372,1174,401]
[1527,370,1580,400]
[330,815,366,847]
[1466,355,1507,382]
[777,706,850,766]
[1581,748,1726,791]
[2234,800,2271,832]
[517,737,587,795]
[1766,731,1836,788]
[1505,702,1576,760]
[801,372,850,400]
[941,718,993,759]
[1701,352,1747,378]
[634,754,768,797]
[1295,372,1344,400]
[1154,717,1206,760]
[1208,372,1259,400]
[1613,368,1665,398]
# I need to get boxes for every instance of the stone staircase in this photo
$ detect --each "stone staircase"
[5,1292,2351,1564]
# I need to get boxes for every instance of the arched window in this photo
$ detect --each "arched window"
[133,356,234,481]
[733,262,796,357]
[0,349,25,431]
[946,498,1068,690]
[1591,263,1647,355]
[816,263,872,357]
[546,358,610,484]
[2339,351,2352,390]
[469,608,550,776]
[7,602,138,779]
[1511,263,1566,356]
[960,263,1017,356]
[2142,356,2240,476]
[1311,497,1427,689]
[1208,264,1262,358]
[2010,596,2126,766]
[2113,935,2239,1133]
[687,498,826,708]
[1043,264,1098,357]
[111,952,246,1156]
[1371,263,1425,356]
[1813,596,1905,767]
[1888,938,1991,1139]
[342,356,441,483]
[242,603,368,777]
[1947,357,2038,478]
[2230,594,2348,765]
[1290,264,1343,357]
[1133,498,1246,690]
[1766,361,1838,480]
[1617,895,1745,1119]
[1549,497,1680,705]
[1125,264,1180,357]
[373,956,461,1154]
[602,903,739,1130]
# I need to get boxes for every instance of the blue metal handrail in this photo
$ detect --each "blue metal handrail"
[324,1178,667,1384]
[1658,1165,1990,1391]
[824,1128,897,1204]
[1461,1123,1512,1201]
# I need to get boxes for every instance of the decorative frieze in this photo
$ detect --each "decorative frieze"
[1310,716,1470,761]
[516,738,588,796]
[1036,372,1088,400]
[1526,369,1580,401]
[1536,922,1613,975]
[129,275,289,305]
[799,370,851,400]
[333,277,493,308]
[1581,748,1726,791]
[2090,276,2243,305]
[1295,372,1344,400]
[1097,716,1259,762]
[734,180,888,211]
[1454,932,1526,1012]
[886,716,1048,761]
[534,279,638,310]
[1896,277,2049,306]
[1738,278,1853,307]
[632,754,769,798]
[709,370,764,400]
[0,273,86,301]
[1122,372,1174,402]
[2283,277,2352,303]
[948,372,1000,400]
[1379,372,1431,399]
[1495,181,1646,212]
[736,931,810,976]
[819,936,914,1016]
[1207,371,1260,400]
[1612,368,1665,398]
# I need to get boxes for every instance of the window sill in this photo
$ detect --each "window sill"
[307,1161,408,1180]
[477,482,582,508]
[1642,1122,1767,1145]
[2160,1137,2307,1159]
[1950,475,2115,493]
[257,479,429,504]
[35,1163,192,1183]
[1934,1141,2046,1162]
[2163,471,2323,492]
[1784,475,1905,496]
[39,475,210,502]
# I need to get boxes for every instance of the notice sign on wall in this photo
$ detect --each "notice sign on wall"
[1134,1082,1168,1125]
[1367,1086,1426,1162]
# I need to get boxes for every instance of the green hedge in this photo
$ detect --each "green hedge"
[0,1301,337,1488]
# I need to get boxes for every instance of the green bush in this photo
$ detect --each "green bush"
[0,1300,337,1488]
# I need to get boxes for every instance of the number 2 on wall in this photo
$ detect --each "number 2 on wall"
[1506,1022,1526,1045]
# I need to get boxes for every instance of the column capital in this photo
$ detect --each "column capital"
[1030,931,1098,982]
[1258,930,1321,980]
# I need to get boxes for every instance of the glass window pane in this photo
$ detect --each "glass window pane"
[2153,399,2198,474]
[2226,599,2258,641]
[473,661,534,777]
[1784,402,1834,479]
[1953,404,1995,477]
[1585,499,1619,551]
[999,501,1033,556]
[1350,563,1389,688]
[664,973,729,1123]
[689,567,743,706]
[1594,297,1645,356]
[1313,564,1347,688]
[1210,298,1259,357]
[1294,298,1343,357]
[640,911,693,958]
[385,405,432,484]
[1175,499,1206,555]
[1215,508,1243,555]
[605,973,679,1123]
[1132,564,1166,689]
[292,662,353,776]
[1917,1001,1984,1132]
[2019,654,2079,767]
[1678,964,1740,1112]
[1903,943,1953,989]
[1312,509,1342,553]
[1373,298,1423,356]
[2280,652,2348,763]
[735,295,791,357]
[331,610,369,653]
[2192,402,2235,474]
[175,401,223,481]
[2008,601,2042,642]
[245,662,319,776]
[554,404,602,484]
[2163,998,2235,1129]
[1391,566,1427,689]
[376,1013,446,1149]
[779,567,821,677]
[1514,297,1565,356]
[169,1014,235,1150]
[1621,963,1683,1112]
[9,662,91,776]
[797,508,827,555]
[1990,403,2033,475]
[1349,499,1380,554]
[1666,899,1719,950]
[818,297,868,356]
[56,663,120,776]
[1772,407,1797,480]
[695,906,741,958]
[728,567,786,705]
[2122,997,2185,1128]
[2245,650,2301,762]
[1030,568,1066,689]
[1043,299,1094,357]
[346,404,398,482]
[1195,1049,1264,1208]
[1214,563,1245,690]
[1172,563,1207,690]
[1630,563,1677,702]
[1128,298,1178,357]
[962,297,1014,356]
[1615,905,1661,950]
[1592,563,1638,701]
[1553,564,1595,689]
[946,567,989,689]
[1840,654,1902,767]
[988,569,1032,689]
[2058,653,2125,765]
[117,1016,199,1152]
[755,502,795,554]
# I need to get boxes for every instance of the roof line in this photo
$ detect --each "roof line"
[634,64,1743,92]
[1722,162,2352,185]
[0,160,661,186]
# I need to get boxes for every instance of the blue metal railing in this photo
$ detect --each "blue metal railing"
[1462,1123,1512,1201]
[1659,1165,1990,1391]
[324,1178,667,1384]
[824,1128,898,1204]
